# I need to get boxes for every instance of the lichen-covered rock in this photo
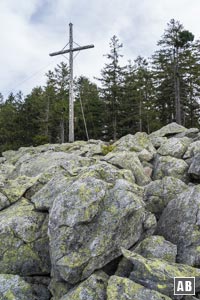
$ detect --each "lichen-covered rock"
[134,235,177,263]
[75,139,105,157]
[0,192,9,211]
[48,164,156,284]
[2,146,42,164]
[144,176,189,217]
[174,127,199,139]
[0,175,38,210]
[0,274,35,300]
[32,161,136,211]
[115,235,177,278]
[156,185,200,267]
[149,122,187,138]
[24,276,51,300]
[31,173,72,211]
[188,153,200,180]
[9,150,94,178]
[0,161,15,184]
[122,248,200,299]
[149,136,168,149]
[153,155,189,182]
[184,141,200,159]
[0,198,50,275]
[113,132,156,154]
[60,271,108,300]
[2,123,200,299]
[48,278,73,300]
[2,141,96,165]
[107,275,172,300]
[137,148,154,162]
[56,140,104,157]
[157,137,191,158]
[103,151,151,186]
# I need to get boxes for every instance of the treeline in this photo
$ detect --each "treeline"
[0,19,200,153]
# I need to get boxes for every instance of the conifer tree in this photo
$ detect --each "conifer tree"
[152,19,195,125]
[44,62,70,143]
[122,57,156,134]
[0,92,23,152]
[98,35,125,141]
[74,76,104,140]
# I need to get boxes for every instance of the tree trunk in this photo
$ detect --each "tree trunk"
[44,96,50,137]
[113,113,117,141]
[139,92,142,132]
[60,113,65,143]
[174,48,181,124]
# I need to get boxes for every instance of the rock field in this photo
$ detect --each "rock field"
[0,122,200,300]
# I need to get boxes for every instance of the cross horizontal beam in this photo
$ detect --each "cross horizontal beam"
[49,44,94,57]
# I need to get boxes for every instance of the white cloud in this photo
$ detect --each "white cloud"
[0,0,200,98]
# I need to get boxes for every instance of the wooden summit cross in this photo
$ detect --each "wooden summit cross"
[49,23,94,142]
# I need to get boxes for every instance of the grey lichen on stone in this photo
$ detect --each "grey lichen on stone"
[0,192,9,211]
[60,271,108,300]
[48,171,155,284]
[23,276,51,300]
[0,274,35,300]
[2,146,40,164]
[134,235,177,262]
[122,248,200,298]
[79,161,136,185]
[10,151,93,178]
[113,132,155,152]
[144,176,189,216]
[149,122,187,138]
[150,136,168,148]
[184,141,200,159]
[153,155,189,182]
[103,151,151,186]
[1,175,38,206]
[107,275,172,300]
[174,127,199,139]
[0,198,50,275]
[188,153,200,180]
[137,148,154,162]
[115,235,177,278]
[1,123,200,300]
[48,278,73,300]
[0,161,15,184]
[31,172,73,211]
[157,137,191,158]
[156,185,200,267]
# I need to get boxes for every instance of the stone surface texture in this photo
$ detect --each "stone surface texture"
[0,123,200,300]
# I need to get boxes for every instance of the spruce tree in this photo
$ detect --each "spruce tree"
[74,76,104,140]
[123,57,156,134]
[44,62,70,143]
[98,35,125,141]
[152,19,195,125]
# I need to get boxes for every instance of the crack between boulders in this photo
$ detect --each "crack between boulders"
[0,197,20,213]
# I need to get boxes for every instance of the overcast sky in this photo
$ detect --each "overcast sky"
[0,0,200,98]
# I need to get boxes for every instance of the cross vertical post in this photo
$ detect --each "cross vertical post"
[49,23,94,143]
[69,23,74,142]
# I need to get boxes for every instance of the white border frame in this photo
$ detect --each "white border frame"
[174,277,195,295]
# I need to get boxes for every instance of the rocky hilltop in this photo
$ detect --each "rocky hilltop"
[0,122,200,300]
